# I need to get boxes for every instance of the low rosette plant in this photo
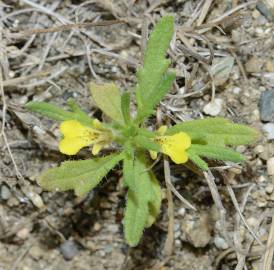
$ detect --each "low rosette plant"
[26,16,258,246]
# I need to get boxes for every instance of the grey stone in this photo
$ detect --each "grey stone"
[262,123,274,140]
[1,185,11,200]
[259,90,274,122]
[59,240,79,260]
[257,1,274,21]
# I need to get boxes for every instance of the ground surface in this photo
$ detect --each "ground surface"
[0,0,274,269]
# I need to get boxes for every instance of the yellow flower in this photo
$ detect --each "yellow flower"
[150,126,191,164]
[59,119,112,155]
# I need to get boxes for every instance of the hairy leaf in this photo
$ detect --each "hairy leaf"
[146,175,162,228]
[136,71,175,121]
[166,117,259,146]
[123,154,135,190]
[188,144,244,163]
[90,82,124,125]
[135,16,174,121]
[124,152,156,246]
[125,190,149,247]
[25,101,93,126]
[187,150,209,171]
[121,92,131,124]
[39,153,123,197]
[134,136,161,152]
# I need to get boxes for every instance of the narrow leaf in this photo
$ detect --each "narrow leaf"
[124,152,156,246]
[189,144,244,163]
[66,98,92,124]
[90,82,124,125]
[121,92,131,124]
[136,71,175,121]
[187,150,209,171]
[134,136,161,152]
[146,175,162,228]
[123,155,135,190]
[135,16,174,118]
[125,190,149,247]
[166,117,259,146]
[25,101,93,126]
[39,153,123,197]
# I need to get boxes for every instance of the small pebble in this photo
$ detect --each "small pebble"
[27,191,45,208]
[178,207,186,217]
[93,222,101,232]
[256,1,274,21]
[262,123,274,140]
[1,185,11,200]
[16,227,30,240]
[267,157,274,175]
[104,244,113,254]
[29,245,44,259]
[60,240,79,260]
[214,236,229,250]
[259,90,274,122]
[265,184,274,194]
[257,175,267,183]
[254,145,265,154]
[203,98,223,116]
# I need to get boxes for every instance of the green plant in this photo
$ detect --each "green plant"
[26,16,258,246]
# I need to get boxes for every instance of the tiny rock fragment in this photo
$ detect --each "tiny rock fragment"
[210,56,234,86]
[181,212,212,248]
[178,207,186,217]
[203,98,223,116]
[245,56,265,73]
[0,185,11,200]
[16,227,30,240]
[60,240,79,260]
[214,236,229,250]
[262,123,274,140]
[259,90,274,122]
[27,191,45,208]
[256,0,274,21]
[267,157,274,175]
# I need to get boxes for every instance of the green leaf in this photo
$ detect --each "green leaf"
[121,92,131,124]
[187,150,209,171]
[135,16,174,121]
[66,98,93,124]
[166,117,259,146]
[124,152,156,246]
[38,153,123,197]
[125,190,149,247]
[146,175,161,228]
[136,71,175,121]
[25,101,93,126]
[123,154,135,190]
[90,82,124,125]
[134,135,161,152]
[188,144,244,163]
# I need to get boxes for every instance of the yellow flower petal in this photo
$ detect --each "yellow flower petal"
[149,150,158,160]
[60,120,87,138]
[59,120,99,155]
[92,143,103,155]
[156,132,191,164]
[59,137,88,155]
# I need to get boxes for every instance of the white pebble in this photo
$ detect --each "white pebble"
[27,191,45,208]
[203,98,223,116]
[214,236,229,250]
[262,123,274,140]
[178,207,186,217]
[267,157,274,176]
